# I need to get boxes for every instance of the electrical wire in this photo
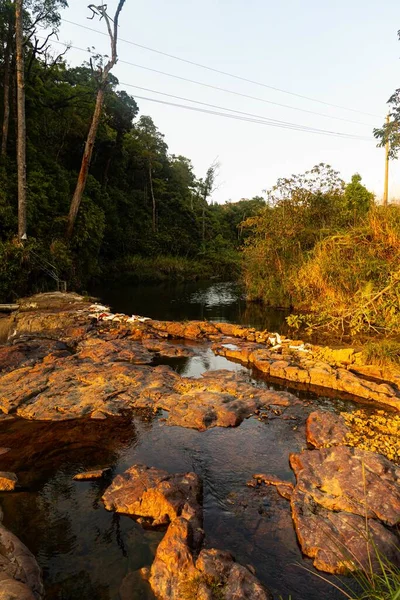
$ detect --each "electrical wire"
[120,83,373,140]
[52,36,372,127]
[39,37,373,141]
[61,17,380,119]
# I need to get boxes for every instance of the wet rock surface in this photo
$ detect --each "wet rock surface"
[73,468,111,481]
[2,293,400,597]
[150,517,272,600]
[288,446,400,573]
[0,472,17,491]
[306,409,400,463]
[102,464,203,533]
[102,462,271,599]
[0,521,44,600]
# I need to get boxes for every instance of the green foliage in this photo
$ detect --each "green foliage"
[362,340,400,366]
[241,165,400,336]
[242,164,349,307]
[292,206,400,335]
[0,18,259,301]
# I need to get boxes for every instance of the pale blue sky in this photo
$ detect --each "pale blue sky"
[55,0,400,202]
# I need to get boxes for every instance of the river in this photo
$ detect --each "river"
[0,281,360,600]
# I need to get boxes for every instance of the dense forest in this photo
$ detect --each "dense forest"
[2,0,400,342]
[0,0,263,301]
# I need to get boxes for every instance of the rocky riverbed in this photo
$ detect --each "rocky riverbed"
[0,292,399,600]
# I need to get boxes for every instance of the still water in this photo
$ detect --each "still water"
[92,280,290,333]
[0,281,358,600]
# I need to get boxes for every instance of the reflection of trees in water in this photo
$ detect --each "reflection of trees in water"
[46,570,110,600]
[239,302,289,333]
[0,415,162,600]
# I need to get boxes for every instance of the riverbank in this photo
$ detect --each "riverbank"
[0,292,398,600]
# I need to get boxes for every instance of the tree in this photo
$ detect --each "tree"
[15,0,27,240]
[343,174,374,223]
[199,159,220,243]
[67,0,126,238]
[132,115,168,233]
[373,30,400,158]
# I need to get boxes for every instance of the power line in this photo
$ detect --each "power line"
[124,93,372,141]
[120,83,373,140]
[40,38,372,141]
[48,37,371,127]
[61,17,380,119]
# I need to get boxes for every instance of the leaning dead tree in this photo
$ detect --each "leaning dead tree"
[66,1,126,238]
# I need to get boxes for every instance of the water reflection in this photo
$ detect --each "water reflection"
[92,280,289,333]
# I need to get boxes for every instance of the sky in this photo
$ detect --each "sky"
[51,0,400,203]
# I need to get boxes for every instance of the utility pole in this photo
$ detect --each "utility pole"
[383,113,390,207]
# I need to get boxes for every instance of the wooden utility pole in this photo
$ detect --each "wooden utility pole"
[15,0,27,240]
[383,113,390,207]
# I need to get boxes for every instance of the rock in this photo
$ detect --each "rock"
[0,580,37,600]
[149,517,198,599]
[149,517,272,600]
[102,464,203,535]
[291,487,399,574]
[306,411,349,448]
[290,446,400,525]
[288,445,400,573]
[160,369,295,430]
[0,358,178,420]
[142,338,195,358]
[77,337,154,365]
[73,468,111,480]
[0,339,70,374]
[0,523,44,599]
[0,448,10,456]
[0,472,17,491]
[251,473,294,500]
[90,410,107,420]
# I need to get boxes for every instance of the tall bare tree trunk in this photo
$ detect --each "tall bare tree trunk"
[149,161,156,233]
[15,0,26,240]
[1,27,13,158]
[66,0,126,238]
[67,86,105,237]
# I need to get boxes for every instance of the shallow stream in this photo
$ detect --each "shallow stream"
[0,281,363,600]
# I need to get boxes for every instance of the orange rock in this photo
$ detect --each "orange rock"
[0,472,17,491]
[306,411,349,448]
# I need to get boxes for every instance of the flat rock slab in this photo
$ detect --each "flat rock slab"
[0,358,178,420]
[77,337,154,365]
[290,446,400,525]
[0,523,44,599]
[73,468,111,481]
[291,487,399,574]
[161,369,296,430]
[0,339,71,374]
[0,472,17,491]
[142,338,195,358]
[288,445,400,573]
[102,464,203,532]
